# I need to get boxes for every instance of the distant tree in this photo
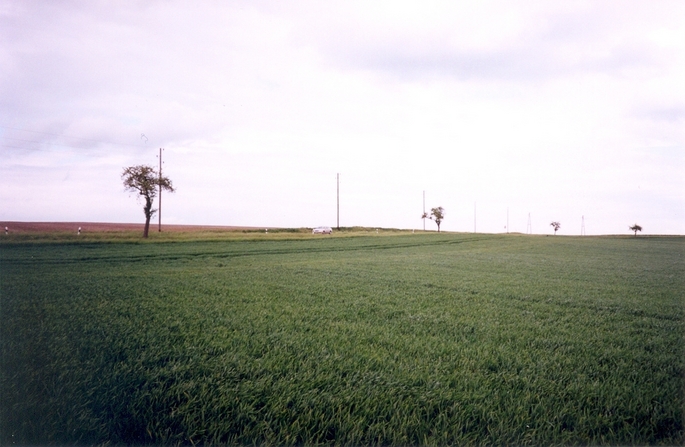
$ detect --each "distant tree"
[629,224,642,237]
[430,206,445,232]
[550,221,561,235]
[122,165,175,238]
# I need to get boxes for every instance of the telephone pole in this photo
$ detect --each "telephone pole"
[158,148,163,232]
[336,173,340,230]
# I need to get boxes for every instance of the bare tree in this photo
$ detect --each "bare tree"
[629,224,642,237]
[550,221,561,235]
[430,207,445,232]
[122,165,175,238]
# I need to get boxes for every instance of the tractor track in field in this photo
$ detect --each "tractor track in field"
[1,235,495,266]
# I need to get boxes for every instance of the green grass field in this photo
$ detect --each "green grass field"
[1,232,683,445]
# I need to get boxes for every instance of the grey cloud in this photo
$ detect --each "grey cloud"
[329,35,662,83]
[1,2,281,155]
[637,106,685,123]
[314,4,675,83]
[1,1,684,233]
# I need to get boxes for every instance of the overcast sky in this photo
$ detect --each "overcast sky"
[1,1,683,235]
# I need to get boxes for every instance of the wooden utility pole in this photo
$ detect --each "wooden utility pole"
[158,148,163,232]
[423,191,425,231]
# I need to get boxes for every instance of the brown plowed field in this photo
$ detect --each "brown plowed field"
[0,222,266,233]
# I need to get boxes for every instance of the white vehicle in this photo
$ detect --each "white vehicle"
[312,226,333,234]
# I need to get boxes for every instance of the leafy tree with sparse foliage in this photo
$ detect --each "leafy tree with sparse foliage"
[629,224,642,237]
[429,206,445,232]
[550,221,561,235]
[122,165,175,238]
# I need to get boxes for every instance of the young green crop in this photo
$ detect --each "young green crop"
[1,234,683,445]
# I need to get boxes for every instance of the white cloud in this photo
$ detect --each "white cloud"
[1,1,683,234]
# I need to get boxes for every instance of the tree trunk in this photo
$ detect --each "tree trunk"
[143,195,153,238]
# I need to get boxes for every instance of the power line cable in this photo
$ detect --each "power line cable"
[1,125,238,153]
[0,125,148,149]
[0,144,113,157]
[2,136,109,150]
[1,144,53,151]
